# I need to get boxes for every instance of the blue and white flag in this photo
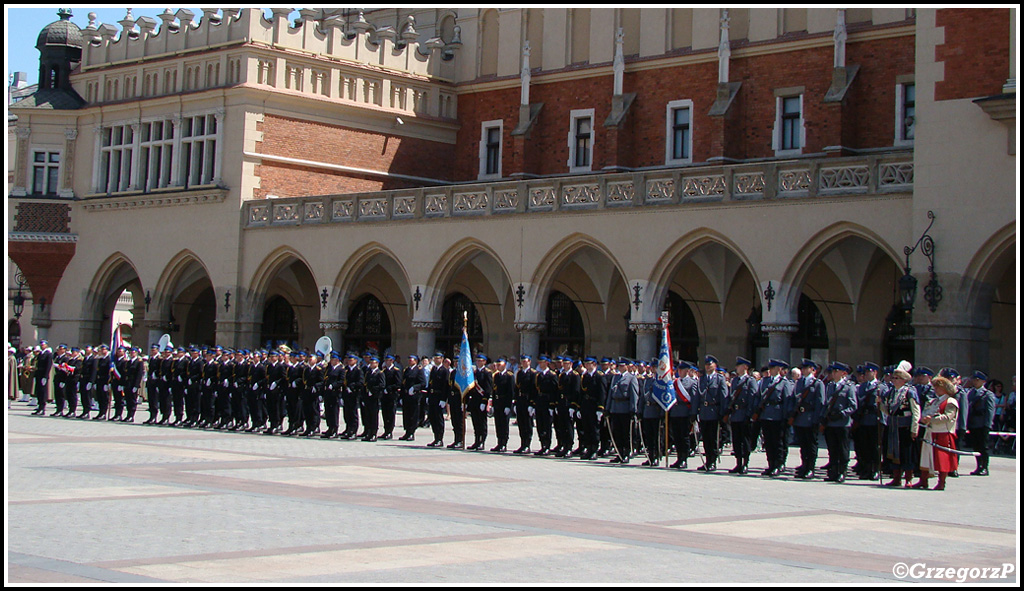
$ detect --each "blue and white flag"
[651,315,676,412]
[454,322,476,399]
[110,326,123,380]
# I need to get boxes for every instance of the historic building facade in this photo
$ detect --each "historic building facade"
[7,8,1017,379]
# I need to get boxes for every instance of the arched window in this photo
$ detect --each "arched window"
[437,293,483,358]
[261,295,298,349]
[792,294,829,360]
[665,291,699,363]
[541,291,585,357]
[439,14,456,44]
[344,294,392,356]
[479,9,499,77]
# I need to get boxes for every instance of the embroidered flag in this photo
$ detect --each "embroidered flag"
[651,314,677,412]
[454,315,476,399]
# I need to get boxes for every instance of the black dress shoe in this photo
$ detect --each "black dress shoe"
[380,433,393,440]
[427,440,443,448]
[949,470,959,478]
[975,468,989,476]
[320,432,335,439]
[534,447,550,457]
[93,415,106,421]
[835,473,846,483]
[364,436,378,442]
[491,445,507,453]
[670,460,687,470]
[447,441,463,449]
[513,447,530,454]
[609,457,623,464]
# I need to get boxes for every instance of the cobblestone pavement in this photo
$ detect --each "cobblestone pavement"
[6,401,1018,584]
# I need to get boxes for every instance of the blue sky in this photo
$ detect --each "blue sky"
[5,6,277,86]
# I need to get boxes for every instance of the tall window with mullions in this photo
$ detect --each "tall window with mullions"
[344,294,392,356]
[437,293,483,358]
[31,151,60,196]
[541,291,585,358]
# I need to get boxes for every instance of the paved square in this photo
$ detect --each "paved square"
[5,402,1018,584]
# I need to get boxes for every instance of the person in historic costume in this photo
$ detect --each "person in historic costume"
[880,362,920,488]
[912,376,960,490]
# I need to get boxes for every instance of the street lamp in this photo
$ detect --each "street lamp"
[12,270,27,320]
[900,210,941,313]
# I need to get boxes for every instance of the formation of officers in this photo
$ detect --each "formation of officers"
[28,339,999,483]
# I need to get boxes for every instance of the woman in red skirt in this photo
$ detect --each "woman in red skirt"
[914,376,960,490]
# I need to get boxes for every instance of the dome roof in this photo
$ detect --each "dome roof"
[36,9,83,50]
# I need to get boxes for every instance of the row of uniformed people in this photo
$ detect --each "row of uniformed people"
[35,340,998,480]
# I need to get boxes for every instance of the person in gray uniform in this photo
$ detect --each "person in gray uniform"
[791,359,826,479]
[727,357,759,474]
[694,355,729,472]
[965,370,996,476]
[820,362,858,483]
[605,358,639,464]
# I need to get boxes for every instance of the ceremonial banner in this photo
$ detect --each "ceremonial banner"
[110,326,123,380]
[454,316,476,399]
[651,313,676,412]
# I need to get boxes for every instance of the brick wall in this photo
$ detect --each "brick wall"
[13,203,71,233]
[935,8,1011,101]
[453,33,917,179]
[7,241,77,306]
[255,114,455,198]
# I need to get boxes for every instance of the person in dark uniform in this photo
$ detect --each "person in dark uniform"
[695,355,729,472]
[63,347,82,417]
[790,359,826,479]
[490,357,515,452]
[756,359,794,477]
[50,344,68,416]
[605,358,639,464]
[320,352,344,438]
[966,370,996,476]
[157,347,176,425]
[578,357,606,460]
[400,354,426,441]
[425,353,450,447]
[727,357,758,474]
[852,362,882,480]
[262,350,285,434]
[299,352,324,437]
[466,354,493,450]
[667,361,697,469]
[199,348,219,429]
[513,355,537,454]
[362,355,385,441]
[556,356,580,458]
[598,358,616,457]
[245,350,267,432]
[821,362,859,483]
[93,344,112,420]
[77,346,97,419]
[341,353,364,439]
[143,345,162,425]
[640,365,664,467]
[120,347,144,422]
[380,355,403,440]
[533,356,558,456]
[283,351,305,435]
[184,347,204,427]
[228,349,249,430]
[31,340,54,416]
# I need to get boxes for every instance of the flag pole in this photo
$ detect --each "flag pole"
[462,311,468,451]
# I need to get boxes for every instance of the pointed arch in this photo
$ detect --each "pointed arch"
[84,252,143,315]
[246,246,318,315]
[963,222,1016,288]
[530,233,628,306]
[151,249,213,314]
[647,228,760,314]
[424,237,514,317]
[780,221,902,313]
[332,242,411,319]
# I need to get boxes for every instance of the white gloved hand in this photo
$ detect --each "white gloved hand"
[440,400,447,409]
[549,408,555,417]
[86,383,92,391]
[252,384,258,391]
[269,382,277,391]
[504,407,511,416]
[41,378,47,386]
[223,380,229,387]
[178,376,183,382]
[528,406,535,417]
[597,411,604,421]
[205,379,211,386]
[57,382,64,389]
[480,403,486,412]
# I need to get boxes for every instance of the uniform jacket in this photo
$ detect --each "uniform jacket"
[605,371,639,414]
[695,372,729,421]
[728,374,759,422]
[854,379,881,427]
[821,378,859,428]
[669,375,698,418]
[791,375,826,428]
[966,387,996,430]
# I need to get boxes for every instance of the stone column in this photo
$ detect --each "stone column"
[128,122,142,190]
[912,271,991,374]
[514,321,546,359]
[412,321,441,359]
[630,322,660,362]
[30,303,52,342]
[212,108,225,185]
[762,322,798,365]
